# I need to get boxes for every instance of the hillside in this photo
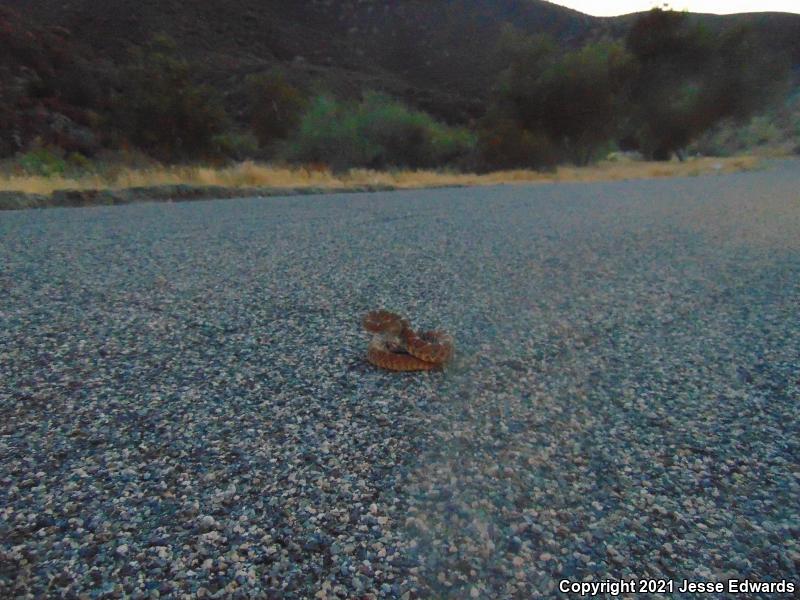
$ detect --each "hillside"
[6,1,800,113]
[2,1,799,164]
[2,0,604,123]
[601,10,800,72]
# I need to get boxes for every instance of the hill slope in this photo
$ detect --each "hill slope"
[3,1,607,122]
[2,1,799,161]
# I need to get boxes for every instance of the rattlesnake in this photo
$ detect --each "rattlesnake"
[363,310,454,371]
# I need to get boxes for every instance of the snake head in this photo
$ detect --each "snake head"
[362,309,408,336]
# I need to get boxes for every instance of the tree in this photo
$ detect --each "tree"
[533,41,634,164]
[245,69,306,148]
[487,33,634,166]
[624,9,789,160]
[114,35,227,160]
[707,24,790,121]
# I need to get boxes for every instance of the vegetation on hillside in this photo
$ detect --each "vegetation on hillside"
[478,10,790,169]
[113,35,228,160]
[0,6,796,178]
[622,10,789,160]
[283,93,476,171]
[690,91,800,157]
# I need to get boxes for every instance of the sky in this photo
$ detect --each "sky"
[549,1,800,17]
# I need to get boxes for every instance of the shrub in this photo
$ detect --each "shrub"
[283,92,475,171]
[357,92,475,169]
[66,151,94,172]
[17,146,66,176]
[689,92,800,157]
[113,35,227,160]
[624,9,790,160]
[211,131,260,161]
[482,9,790,165]
[534,41,635,165]
[358,93,431,168]
[428,121,479,168]
[487,33,633,167]
[283,95,380,171]
[476,117,559,171]
[246,70,306,148]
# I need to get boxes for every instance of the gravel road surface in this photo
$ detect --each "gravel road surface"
[2,161,799,598]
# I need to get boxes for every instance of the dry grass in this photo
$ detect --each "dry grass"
[0,156,761,196]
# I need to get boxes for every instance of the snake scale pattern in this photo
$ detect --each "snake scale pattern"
[363,310,454,371]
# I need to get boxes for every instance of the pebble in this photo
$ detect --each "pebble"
[2,162,799,597]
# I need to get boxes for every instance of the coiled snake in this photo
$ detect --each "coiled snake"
[363,310,454,371]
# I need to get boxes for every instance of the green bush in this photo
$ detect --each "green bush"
[283,92,475,171]
[358,93,431,168]
[211,131,260,161]
[284,95,379,170]
[428,121,479,168]
[18,147,66,176]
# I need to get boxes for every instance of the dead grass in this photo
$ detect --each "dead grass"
[0,156,762,196]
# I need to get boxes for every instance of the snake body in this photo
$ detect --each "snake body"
[363,310,454,371]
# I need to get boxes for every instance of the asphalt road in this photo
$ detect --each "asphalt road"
[2,160,799,598]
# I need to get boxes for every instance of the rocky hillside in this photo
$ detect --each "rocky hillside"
[2,1,602,123]
[6,1,800,115]
[2,1,799,162]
